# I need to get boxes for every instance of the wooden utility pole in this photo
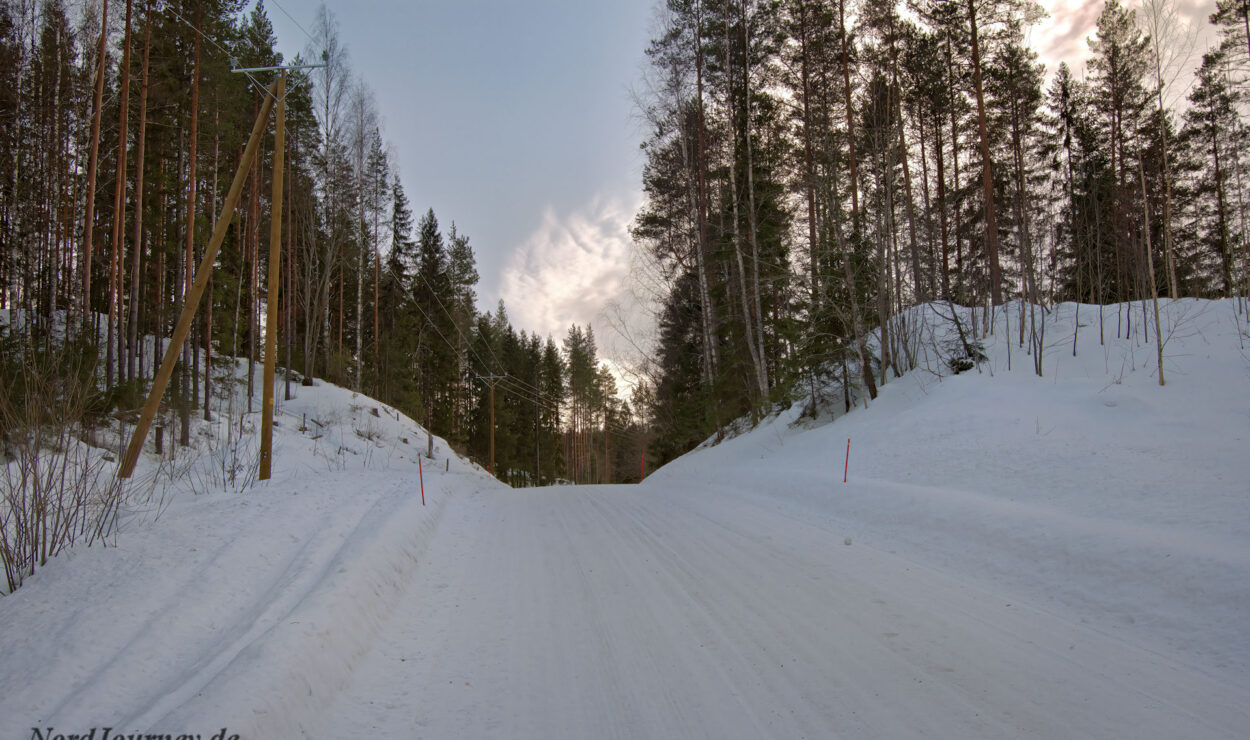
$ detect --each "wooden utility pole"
[118,80,279,479]
[478,374,506,477]
[260,71,286,480]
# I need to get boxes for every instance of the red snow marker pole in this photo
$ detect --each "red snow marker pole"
[844,438,850,483]
[418,454,426,506]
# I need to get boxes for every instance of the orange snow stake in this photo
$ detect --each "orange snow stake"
[844,438,850,483]
[418,454,426,506]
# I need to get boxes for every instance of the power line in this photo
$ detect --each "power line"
[157,1,266,93]
[268,0,318,48]
[404,261,616,420]
[382,262,641,441]
[159,0,325,96]
[157,1,235,62]
[492,375,638,440]
[411,266,505,376]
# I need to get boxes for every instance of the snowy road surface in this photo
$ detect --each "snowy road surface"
[4,300,1246,738]
[321,482,1246,739]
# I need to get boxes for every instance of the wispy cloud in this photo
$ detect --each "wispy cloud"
[1033,0,1106,75]
[499,193,656,391]
[1034,0,1218,81]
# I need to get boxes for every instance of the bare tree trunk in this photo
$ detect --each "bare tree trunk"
[675,79,714,386]
[354,115,366,391]
[106,0,133,389]
[967,0,1003,306]
[1211,119,1234,294]
[1154,84,1178,297]
[248,136,260,410]
[945,33,966,302]
[722,0,762,406]
[874,122,893,383]
[694,0,720,381]
[838,0,859,228]
[80,0,108,328]
[831,173,877,401]
[185,17,201,428]
[933,109,952,299]
[205,99,219,422]
[174,137,189,447]
[918,106,938,300]
[1137,145,1165,385]
[796,4,820,310]
[898,99,923,304]
[285,156,295,400]
[373,168,380,377]
[127,1,150,383]
[740,0,769,398]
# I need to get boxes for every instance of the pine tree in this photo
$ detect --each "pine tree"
[413,208,457,436]
[375,173,416,406]
[0,1,18,310]
[1184,48,1243,295]
[445,222,478,443]
[1089,0,1151,303]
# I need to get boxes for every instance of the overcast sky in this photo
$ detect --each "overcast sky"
[266,0,1219,382]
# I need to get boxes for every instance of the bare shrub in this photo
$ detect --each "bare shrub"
[186,413,261,495]
[0,333,126,594]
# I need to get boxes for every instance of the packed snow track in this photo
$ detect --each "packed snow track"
[320,482,1245,739]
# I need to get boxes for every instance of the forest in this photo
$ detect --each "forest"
[0,0,645,487]
[632,0,1250,464]
[1,0,1248,484]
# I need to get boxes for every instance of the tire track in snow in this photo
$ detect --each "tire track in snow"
[323,483,1249,739]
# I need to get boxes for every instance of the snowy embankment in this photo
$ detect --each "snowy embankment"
[0,361,503,736]
[653,298,1250,675]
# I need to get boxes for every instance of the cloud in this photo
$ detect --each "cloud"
[1033,0,1219,81]
[1033,0,1107,76]
[499,193,656,391]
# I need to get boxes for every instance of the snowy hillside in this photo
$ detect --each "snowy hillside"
[0,358,506,734]
[1,298,1248,739]
[653,298,1250,676]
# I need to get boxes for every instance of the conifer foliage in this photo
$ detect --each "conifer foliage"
[3,0,1248,483]
[0,0,643,486]
[634,0,1250,466]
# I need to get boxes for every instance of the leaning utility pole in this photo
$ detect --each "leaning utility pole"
[118,79,280,479]
[119,60,321,481]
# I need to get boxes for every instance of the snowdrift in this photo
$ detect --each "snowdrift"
[649,298,1250,679]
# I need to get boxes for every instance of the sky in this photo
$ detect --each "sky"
[266,0,656,385]
[264,0,1220,387]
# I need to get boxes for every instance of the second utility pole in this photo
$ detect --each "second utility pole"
[478,374,506,476]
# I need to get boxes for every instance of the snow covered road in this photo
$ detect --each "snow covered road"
[321,482,1247,739]
[5,301,1246,738]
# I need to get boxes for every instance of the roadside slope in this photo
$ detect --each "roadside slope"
[651,299,1250,679]
[0,373,501,737]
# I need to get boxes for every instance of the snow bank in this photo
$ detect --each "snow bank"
[0,363,503,737]
[650,298,1250,677]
